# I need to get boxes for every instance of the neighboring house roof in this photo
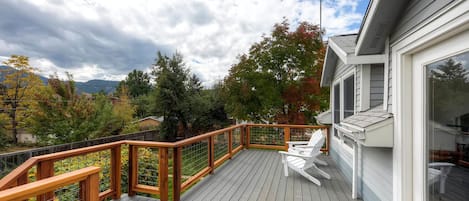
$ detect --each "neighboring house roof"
[137,116,164,122]
[334,105,393,147]
[321,34,384,87]
[355,0,407,55]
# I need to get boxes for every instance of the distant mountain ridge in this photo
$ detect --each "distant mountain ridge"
[0,65,119,94]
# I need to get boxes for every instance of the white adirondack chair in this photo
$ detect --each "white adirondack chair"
[286,129,328,166]
[279,134,331,186]
[428,162,455,194]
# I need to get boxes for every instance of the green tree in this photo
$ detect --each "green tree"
[116,69,152,98]
[223,20,327,124]
[430,58,469,124]
[30,74,97,144]
[30,74,136,144]
[152,52,190,140]
[192,82,230,133]
[0,55,44,143]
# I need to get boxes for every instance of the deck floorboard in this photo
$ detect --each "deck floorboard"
[181,149,359,201]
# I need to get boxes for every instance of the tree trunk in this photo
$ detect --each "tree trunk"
[10,107,18,144]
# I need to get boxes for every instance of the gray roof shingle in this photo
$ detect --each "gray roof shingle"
[330,34,357,55]
[342,105,392,128]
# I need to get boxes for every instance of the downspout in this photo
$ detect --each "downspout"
[334,124,363,199]
[353,140,363,199]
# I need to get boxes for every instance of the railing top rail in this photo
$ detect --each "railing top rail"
[33,141,124,162]
[0,158,38,190]
[174,124,244,147]
[124,140,176,148]
[0,166,101,201]
[246,124,329,129]
[0,141,123,190]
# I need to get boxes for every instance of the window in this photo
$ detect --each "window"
[344,75,355,118]
[333,84,340,137]
[343,135,354,148]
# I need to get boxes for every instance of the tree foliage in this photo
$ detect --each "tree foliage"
[223,20,327,124]
[116,69,152,98]
[152,52,192,139]
[29,74,135,145]
[429,58,469,125]
[151,52,229,139]
[0,55,44,143]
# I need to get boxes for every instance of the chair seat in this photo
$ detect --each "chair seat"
[286,156,306,167]
[428,168,441,185]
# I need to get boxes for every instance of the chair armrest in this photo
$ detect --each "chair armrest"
[294,145,319,149]
[429,162,455,168]
[278,151,311,159]
[286,141,308,145]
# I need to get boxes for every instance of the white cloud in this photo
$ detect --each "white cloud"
[1,0,366,87]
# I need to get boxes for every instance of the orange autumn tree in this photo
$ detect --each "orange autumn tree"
[0,55,44,143]
[224,20,328,124]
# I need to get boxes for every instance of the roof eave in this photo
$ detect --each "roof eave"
[320,45,337,87]
[355,0,408,55]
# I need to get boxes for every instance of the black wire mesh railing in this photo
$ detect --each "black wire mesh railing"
[249,126,284,146]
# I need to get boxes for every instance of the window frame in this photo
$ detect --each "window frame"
[331,69,356,153]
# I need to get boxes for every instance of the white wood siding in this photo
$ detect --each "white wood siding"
[362,147,393,201]
[370,64,384,107]
[390,0,455,43]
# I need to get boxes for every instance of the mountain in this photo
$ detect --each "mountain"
[74,79,119,94]
[0,65,119,94]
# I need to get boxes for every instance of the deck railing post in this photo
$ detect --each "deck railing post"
[173,147,182,201]
[158,147,169,201]
[325,126,330,155]
[209,136,215,174]
[17,172,28,186]
[246,126,250,149]
[111,146,122,199]
[228,130,233,159]
[284,127,291,151]
[36,160,54,201]
[79,171,100,201]
[240,126,245,148]
[127,145,137,197]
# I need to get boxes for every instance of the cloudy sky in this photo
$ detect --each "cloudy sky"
[0,0,368,87]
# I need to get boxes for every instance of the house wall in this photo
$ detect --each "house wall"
[330,138,353,183]
[330,139,393,201]
[333,59,352,79]
[387,0,455,113]
[390,0,455,43]
[330,57,392,201]
[370,64,384,107]
[361,147,393,201]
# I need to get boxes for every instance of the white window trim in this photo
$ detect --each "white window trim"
[332,79,341,141]
[391,2,468,201]
[331,69,356,153]
[412,36,468,201]
[383,38,390,111]
[343,70,356,117]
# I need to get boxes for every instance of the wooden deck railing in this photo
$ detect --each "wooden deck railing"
[0,166,101,201]
[0,124,329,201]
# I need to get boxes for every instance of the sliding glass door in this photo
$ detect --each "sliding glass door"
[426,51,469,201]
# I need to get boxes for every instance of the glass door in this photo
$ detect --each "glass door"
[426,51,469,201]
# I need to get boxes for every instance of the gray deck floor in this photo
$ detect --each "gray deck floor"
[116,194,159,201]
[181,149,357,201]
